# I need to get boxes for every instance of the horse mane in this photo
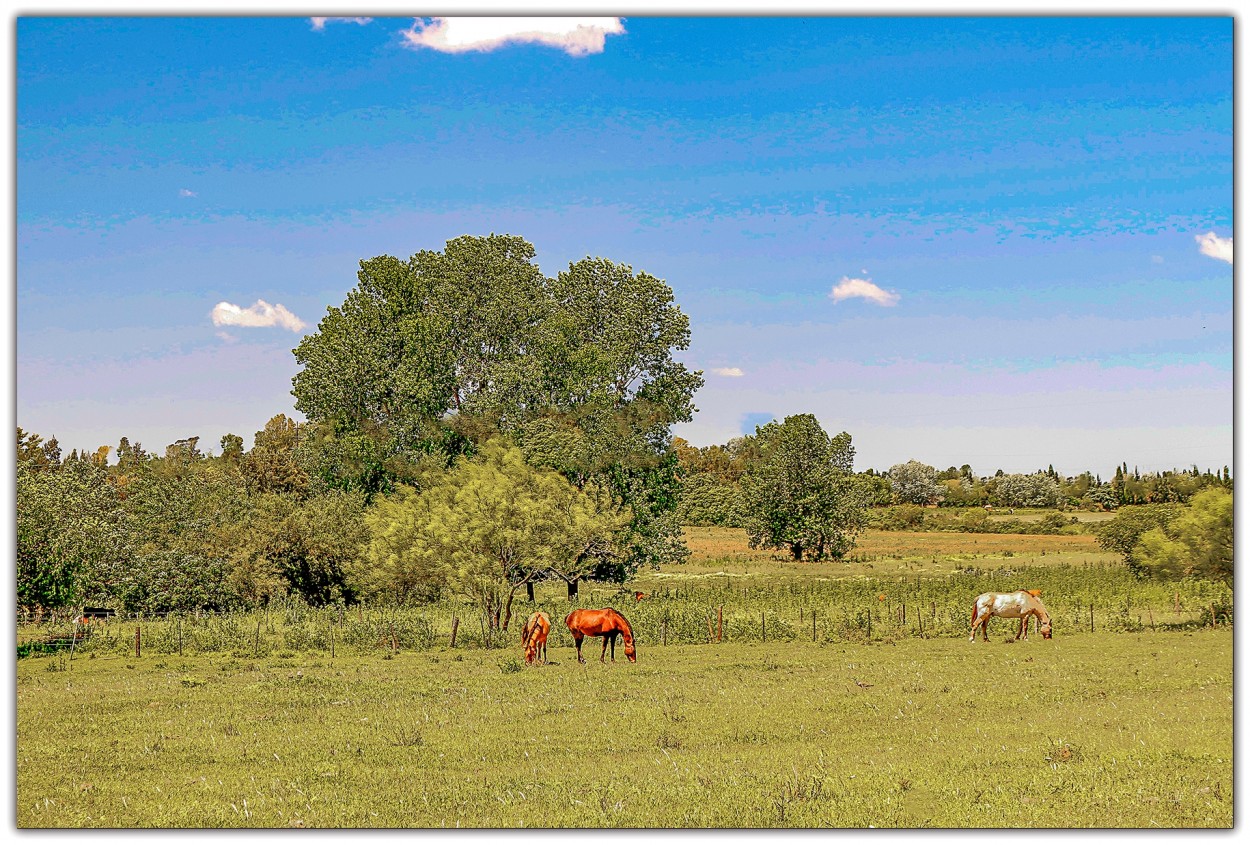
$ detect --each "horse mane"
[607,608,634,639]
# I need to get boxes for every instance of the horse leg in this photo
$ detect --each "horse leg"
[609,633,617,662]
[600,636,609,663]
[970,612,988,642]
[574,634,585,663]
[1016,617,1025,640]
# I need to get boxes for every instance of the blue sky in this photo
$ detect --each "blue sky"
[14,14,1233,477]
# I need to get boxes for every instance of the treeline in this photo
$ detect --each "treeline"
[676,443,1232,527]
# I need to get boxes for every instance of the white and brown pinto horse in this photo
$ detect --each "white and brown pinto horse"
[521,611,551,665]
[970,589,1052,642]
[565,608,636,663]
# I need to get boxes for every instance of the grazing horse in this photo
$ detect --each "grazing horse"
[565,608,636,663]
[970,589,1052,642]
[521,611,551,665]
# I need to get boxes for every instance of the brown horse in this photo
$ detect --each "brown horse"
[565,608,636,663]
[521,611,551,665]
[970,589,1052,642]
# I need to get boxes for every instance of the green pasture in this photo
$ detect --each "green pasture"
[16,527,1232,828]
[17,630,1230,828]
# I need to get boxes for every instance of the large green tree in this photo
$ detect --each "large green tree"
[740,414,871,561]
[292,234,702,572]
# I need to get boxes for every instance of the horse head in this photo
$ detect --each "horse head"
[1039,617,1053,639]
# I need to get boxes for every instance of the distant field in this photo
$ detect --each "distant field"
[678,525,1114,581]
[986,508,1118,524]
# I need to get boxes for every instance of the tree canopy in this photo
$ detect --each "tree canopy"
[354,440,625,637]
[1133,488,1232,584]
[740,414,871,561]
[292,234,703,572]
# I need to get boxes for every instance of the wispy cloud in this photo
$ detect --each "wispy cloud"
[711,367,745,377]
[400,17,625,57]
[829,276,901,307]
[178,188,196,197]
[310,17,373,31]
[211,300,307,332]
[1195,231,1232,264]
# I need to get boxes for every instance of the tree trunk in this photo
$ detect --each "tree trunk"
[501,592,514,633]
[790,542,803,561]
[526,580,535,602]
[567,578,579,601]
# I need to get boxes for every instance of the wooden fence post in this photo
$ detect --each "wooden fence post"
[68,617,80,664]
[1174,591,1180,614]
[717,606,723,643]
[812,610,817,642]
[330,623,335,658]
[1211,604,1217,629]
[449,616,459,648]
[1089,604,1095,633]
[135,626,141,659]
[1148,608,1155,632]
[255,617,261,657]
[662,619,668,647]
[178,618,183,656]
[866,609,872,641]
[761,612,766,643]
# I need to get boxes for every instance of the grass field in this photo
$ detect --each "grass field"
[16,632,1231,828]
[16,526,1233,828]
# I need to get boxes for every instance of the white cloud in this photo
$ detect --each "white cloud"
[1195,231,1233,264]
[829,276,901,307]
[211,300,307,332]
[400,17,625,57]
[711,367,745,377]
[310,17,373,31]
[178,188,196,197]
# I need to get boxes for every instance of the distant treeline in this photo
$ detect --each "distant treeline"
[674,437,1231,528]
